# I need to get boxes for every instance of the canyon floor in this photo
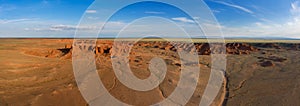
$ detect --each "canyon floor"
[0,39,300,106]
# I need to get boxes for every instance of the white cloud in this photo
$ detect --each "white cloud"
[145,11,165,14]
[0,19,32,24]
[24,25,95,31]
[194,0,299,38]
[219,20,300,38]
[87,16,99,20]
[212,10,221,13]
[51,24,106,31]
[258,18,273,23]
[291,1,300,15]
[212,1,253,14]
[171,17,195,23]
[27,21,127,32]
[193,17,201,20]
[85,10,97,14]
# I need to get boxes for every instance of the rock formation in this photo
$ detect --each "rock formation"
[59,42,259,57]
[260,61,275,67]
[24,41,263,59]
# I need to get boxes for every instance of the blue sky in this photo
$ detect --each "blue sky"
[0,0,300,38]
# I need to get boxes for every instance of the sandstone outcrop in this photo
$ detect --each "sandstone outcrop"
[55,42,260,58]
[25,41,262,59]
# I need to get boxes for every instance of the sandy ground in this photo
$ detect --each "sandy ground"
[0,39,300,106]
[0,39,85,106]
[225,46,300,105]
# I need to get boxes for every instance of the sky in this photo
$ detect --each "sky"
[0,0,300,38]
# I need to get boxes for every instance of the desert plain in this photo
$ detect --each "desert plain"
[0,38,300,106]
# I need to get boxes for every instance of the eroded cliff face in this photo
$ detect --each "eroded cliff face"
[24,41,263,59]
